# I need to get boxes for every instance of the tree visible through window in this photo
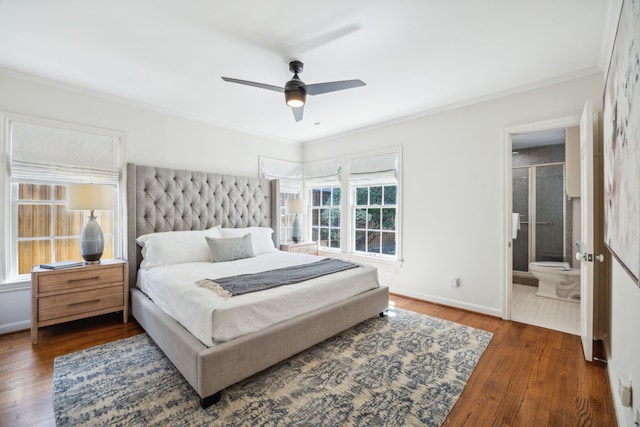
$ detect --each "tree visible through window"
[354,185,397,256]
[15,183,113,275]
[311,187,341,249]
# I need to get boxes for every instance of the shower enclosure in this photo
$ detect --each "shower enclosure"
[512,163,565,272]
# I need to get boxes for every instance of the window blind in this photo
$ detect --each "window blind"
[9,120,121,183]
[260,157,302,194]
[305,161,341,187]
[348,152,398,185]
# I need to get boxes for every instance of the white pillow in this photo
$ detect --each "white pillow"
[137,226,222,269]
[219,227,276,255]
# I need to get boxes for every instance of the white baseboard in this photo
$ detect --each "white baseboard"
[390,287,503,318]
[0,319,30,336]
[603,338,626,427]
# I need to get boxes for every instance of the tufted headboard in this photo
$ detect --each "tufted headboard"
[126,163,280,286]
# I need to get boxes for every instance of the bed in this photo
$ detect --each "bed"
[126,163,389,408]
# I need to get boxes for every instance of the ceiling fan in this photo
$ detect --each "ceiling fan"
[222,61,365,122]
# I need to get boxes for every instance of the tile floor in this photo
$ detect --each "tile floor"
[511,283,580,335]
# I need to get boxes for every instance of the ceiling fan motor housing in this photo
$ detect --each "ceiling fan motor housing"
[289,60,304,74]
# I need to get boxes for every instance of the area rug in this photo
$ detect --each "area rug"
[53,308,492,426]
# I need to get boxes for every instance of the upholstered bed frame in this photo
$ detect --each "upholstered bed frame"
[126,163,389,408]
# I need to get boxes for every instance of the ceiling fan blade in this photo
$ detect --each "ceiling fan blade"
[305,79,366,96]
[292,106,304,122]
[221,77,284,93]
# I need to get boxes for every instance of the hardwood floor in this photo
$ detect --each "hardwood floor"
[0,313,143,427]
[0,296,616,426]
[391,295,617,426]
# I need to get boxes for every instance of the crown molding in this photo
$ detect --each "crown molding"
[306,67,603,146]
[0,67,301,146]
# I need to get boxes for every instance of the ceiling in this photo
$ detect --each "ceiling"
[0,1,613,143]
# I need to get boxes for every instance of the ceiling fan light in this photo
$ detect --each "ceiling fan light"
[285,90,305,107]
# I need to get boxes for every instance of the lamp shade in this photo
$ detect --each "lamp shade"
[67,184,114,211]
[286,198,305,214]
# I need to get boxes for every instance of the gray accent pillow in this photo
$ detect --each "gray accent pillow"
[205,234,255,263]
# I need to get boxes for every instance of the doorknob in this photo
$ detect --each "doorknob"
[595,254,604,262]
[576,252,585,261]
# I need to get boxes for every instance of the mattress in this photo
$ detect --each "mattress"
[137,251,380,347]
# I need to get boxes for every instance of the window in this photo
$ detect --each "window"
[305,161,342,249]
[354,184,397,256]
[14,183,114,275]
[311,187,341,248]
[348,151,400,260]
[263,151,401,261]
[259,157,302,243]
[4,115,123,282]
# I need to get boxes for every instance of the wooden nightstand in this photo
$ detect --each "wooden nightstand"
[280,241,319,255]
[31,259,129,344]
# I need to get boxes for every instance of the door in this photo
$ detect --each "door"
[578,100,594,361]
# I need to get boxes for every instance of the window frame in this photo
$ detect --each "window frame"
[352,183,398,258]
[11,181,116,277]
[309,186,342,250]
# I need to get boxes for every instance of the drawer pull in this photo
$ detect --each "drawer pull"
[68,299,101,307]
[67,276,100,284]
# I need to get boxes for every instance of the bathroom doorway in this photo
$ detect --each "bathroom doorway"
[509,127,580,335]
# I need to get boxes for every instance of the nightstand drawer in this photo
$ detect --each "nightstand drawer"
[280,242,319,255]
[38,285,124,322]
[290,244,318,255]
[38,266,124,293]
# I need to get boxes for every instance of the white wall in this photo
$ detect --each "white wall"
[304,73,604,316]
[306,69,640,424]
[0,71,301,333]
[608,261,640,426]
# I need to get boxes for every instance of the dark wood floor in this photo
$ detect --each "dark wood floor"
[0,295,617,426]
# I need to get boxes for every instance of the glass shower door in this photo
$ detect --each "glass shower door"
[535,164,564,262]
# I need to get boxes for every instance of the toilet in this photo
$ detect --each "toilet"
[528,261,581,302]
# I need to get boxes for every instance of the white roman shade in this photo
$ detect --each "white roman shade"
[305,161,341,187]
[348,152,399,185]
[9,120,122,183]
[260,157,302,194]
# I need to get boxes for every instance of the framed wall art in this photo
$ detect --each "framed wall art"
[603,0,640,286]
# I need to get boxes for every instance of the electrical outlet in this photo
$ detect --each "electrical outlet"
[449,277,459,288]
[619,377,632,407]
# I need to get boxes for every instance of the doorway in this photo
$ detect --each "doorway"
[509,128,580,334]
[503,116,581,335]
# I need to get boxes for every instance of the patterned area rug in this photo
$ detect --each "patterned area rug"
[53,308,492,426]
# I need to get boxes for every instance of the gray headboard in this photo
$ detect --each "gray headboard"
[126,163,280,286]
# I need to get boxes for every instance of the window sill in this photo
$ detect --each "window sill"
[318,249,403,268]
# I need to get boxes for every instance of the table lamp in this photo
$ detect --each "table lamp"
[67,184,114,263]
[286,198,305,243]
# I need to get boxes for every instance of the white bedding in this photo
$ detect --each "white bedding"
[137,251,380,347]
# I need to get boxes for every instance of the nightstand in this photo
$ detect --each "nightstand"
[31,259,129,344]
[280,241,319,255]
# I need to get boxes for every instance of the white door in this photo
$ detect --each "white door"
[578,100,594,362]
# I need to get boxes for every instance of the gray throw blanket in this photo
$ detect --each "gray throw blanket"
[196,258,359,297]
